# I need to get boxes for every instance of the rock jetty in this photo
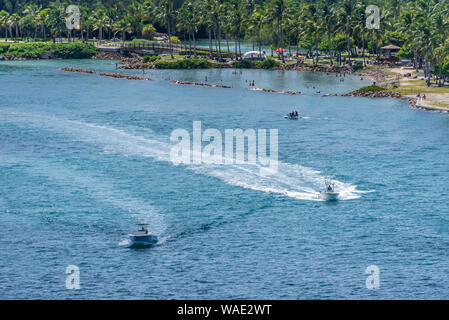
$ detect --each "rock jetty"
[339,91,402,98]
[252,87,301,95]
[100,72,152,80]
[325,89,417,107]
[60,67,96,74]
[117,53,151,69]
[93,52,124,60]
[171,80,232,88]
[281,63,354,74]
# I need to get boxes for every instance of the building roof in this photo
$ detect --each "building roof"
[381,45,401,50]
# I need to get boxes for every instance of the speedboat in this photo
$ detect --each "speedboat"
[320,181,339,201]
[129,223,158,247]
[284,112,299,120]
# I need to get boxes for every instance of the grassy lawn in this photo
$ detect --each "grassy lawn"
[390,80,449,95]
[385,69,398,77]
[157,54,185,60]
[427,101,449,108]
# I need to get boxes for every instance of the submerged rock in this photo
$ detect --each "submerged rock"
[252,87,301,95]
[171,80,232,88]
[99,72,152,81]
[60,67,96,74]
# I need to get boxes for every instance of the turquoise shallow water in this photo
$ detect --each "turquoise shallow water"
[1,60,449,299]
[182,39,305,55]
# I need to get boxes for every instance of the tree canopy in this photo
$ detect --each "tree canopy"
[0,0,448,75]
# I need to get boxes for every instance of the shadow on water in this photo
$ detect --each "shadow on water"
[322,200,339,207]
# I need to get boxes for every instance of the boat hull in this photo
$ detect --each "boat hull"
[129,234,158,247]
[320,192,339,201]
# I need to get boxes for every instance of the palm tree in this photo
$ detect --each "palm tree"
[229,0,243,60]
[177,1,198,58]
[0,10,10,40]
[353,5,368,66]
[242,0,256,51]
[113,18,133,43]
[37,8,50,40]
[320,0,337,66]
[23,4,41,41]
[428,4,449,85]
[248,6,264,54]
[338,0,358,63]
[221,1,234,58]
[9,13,20,40]
[93,7,109,43]
[154,0,175,58]
[268,0,287,62]
[207,0,226,61]
[197,0,215,57]
[303,3,321,66]
[78,6,91,42]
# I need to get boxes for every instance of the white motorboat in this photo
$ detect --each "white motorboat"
[320,181,339,201]
[129,223,158,247]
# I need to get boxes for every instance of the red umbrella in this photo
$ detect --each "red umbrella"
[275,48,286,53]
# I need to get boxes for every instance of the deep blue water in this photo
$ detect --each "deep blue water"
[1,60,449,299]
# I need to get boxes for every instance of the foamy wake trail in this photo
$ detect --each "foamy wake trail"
[2,111,368,201]
[118,238,132,247]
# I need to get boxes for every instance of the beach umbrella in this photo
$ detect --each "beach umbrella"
[275,48,286,53]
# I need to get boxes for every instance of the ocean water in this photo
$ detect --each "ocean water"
[1,60,449,299]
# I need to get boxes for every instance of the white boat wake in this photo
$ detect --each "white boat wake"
[1,111,372,201]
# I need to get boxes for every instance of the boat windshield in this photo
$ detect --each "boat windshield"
[138,225,148,232]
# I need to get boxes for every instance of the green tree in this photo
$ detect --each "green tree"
[0,10,10,40]
[142,23,156,40]
[154,0,175,58]
[22,3,41,40]
[113,17,133,43]
[320,0,337,66]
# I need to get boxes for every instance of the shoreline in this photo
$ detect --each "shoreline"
[325,89,418,109]
[4,55,448,113]
[376,66,449,111]
[414,103,449,113]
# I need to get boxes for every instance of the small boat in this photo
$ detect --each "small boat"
[284,111,300,120]
[129,223,158,247]
[320,181,339,201]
